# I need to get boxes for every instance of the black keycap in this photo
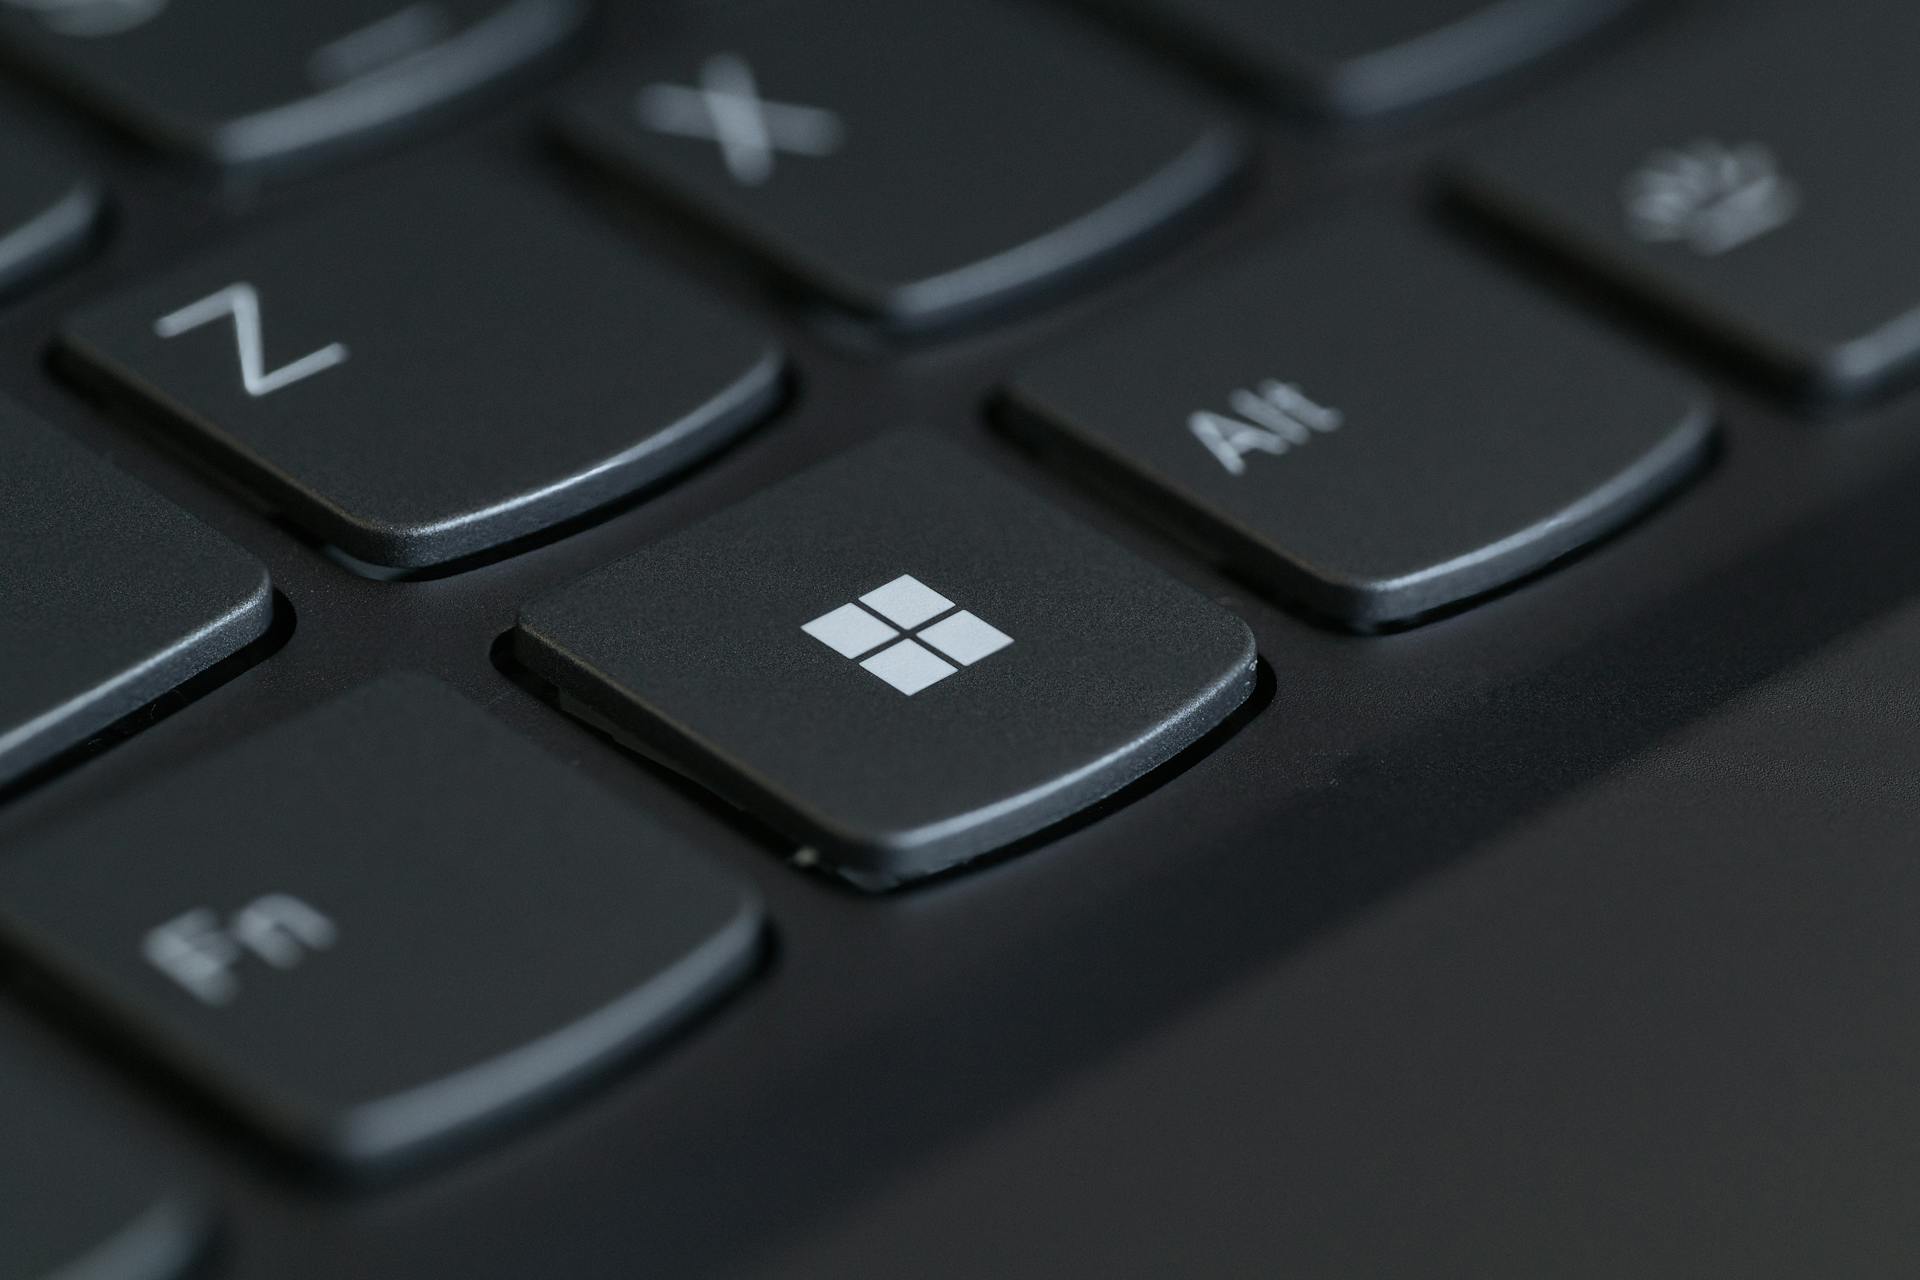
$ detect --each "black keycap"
[0,676,763,1172]
[1004,212,1712,628]
[1082,0,1637,120]
[0,0,587,167]
[0,404,270,788]
[0,111,99,295]
[60,158,783,572]
[515,433,1257,889]
[560,0,1244,330]
[0,1046,211,1280]
[1450,0,1920,399]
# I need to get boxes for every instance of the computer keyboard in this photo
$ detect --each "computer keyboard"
[59,154,784,569]
[0,0,588,166]
[559,0,1244,329]
[1,675,762,1173]
[513,433,1257,886]
[3,1,1918,1277]
[1002,208,1713,625]
[1450,0,1920,398]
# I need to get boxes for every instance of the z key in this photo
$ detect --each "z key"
[58,157,782,572]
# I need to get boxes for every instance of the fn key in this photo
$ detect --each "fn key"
[0,677,762,1172]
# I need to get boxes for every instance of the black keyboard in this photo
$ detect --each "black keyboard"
[5,1,1920,1276]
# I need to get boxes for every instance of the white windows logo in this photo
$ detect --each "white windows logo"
[802,574,1013,696]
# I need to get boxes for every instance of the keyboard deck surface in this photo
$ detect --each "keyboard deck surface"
[2,1,1917,1276]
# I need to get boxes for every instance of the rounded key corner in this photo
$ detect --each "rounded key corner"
[1209,608,1261,671]
[0,177,106,292]
[125,1195,220,1280]
[296,510,452,574]
[665,862,772,981]
[1341,0,1641,119]
[61,165,789,576]
[231,555,278,616]
[0,677,770,1178]
[315,468,667,572]
[1297,568,1476,631]
[863,124,1251,334]
[308,898,768,1174]
[1164,625,1262,745]
[28,0,598,170]
[801,639,1261,890]
[711,877,773,952]
[208,557,281,653]
[557,0,1249,334]
[1650,393,1720,472]
[1302,425,1716,630]
[1813,324,1920,405]
[27,1190,215,1280]
[797,816,1017,891]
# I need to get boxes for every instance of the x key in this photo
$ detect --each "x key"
[635,53,843,186]
[562,0,1245,330]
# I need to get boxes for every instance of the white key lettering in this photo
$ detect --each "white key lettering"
[1622,138,1799,257]
[635,54,844,186]
[153,283,349,398]
[143,894,338,1006]
[1190,380,1343,476]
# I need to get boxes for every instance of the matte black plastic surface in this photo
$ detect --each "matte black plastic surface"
[1081,0,1639,118]
[516,433,1257,885]
[0,402,270,788]
[0,0,589,167]
[561,0,1245,328]
[60,156,784,569]
[0,1044,209,1280]
[1006,210,1714,625]
[0,2,1918,1277]
[0,676,764,1172]
[1452,0,1920,398]
[745,600,1920,1277]
[0,110,98,296]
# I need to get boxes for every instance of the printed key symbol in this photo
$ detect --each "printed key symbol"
[635,53,845,186]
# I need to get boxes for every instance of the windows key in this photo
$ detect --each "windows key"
[513,433,1257,888]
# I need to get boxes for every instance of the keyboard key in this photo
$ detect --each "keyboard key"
[514,433,1257,888]
[560,0,1245,330]
[1450,0,1920,398]
[60,158,783,571]
[1004,212,1712,628]
[1082,0,1638,119]
[0,0,588,167]
[0,111,99,296]
[0,405,271,788]
[1,1046,211,1280]
[0,676,763,1172]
